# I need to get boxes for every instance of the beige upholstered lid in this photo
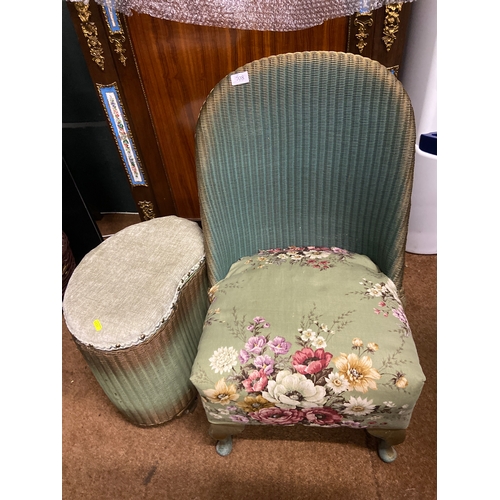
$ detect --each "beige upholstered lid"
[63,216,205,351]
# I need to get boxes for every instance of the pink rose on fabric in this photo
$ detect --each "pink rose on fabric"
[332,247,350,255]
[250,407,304,425]
[292,347,333,375]
[245,336,267,354]
[242,370,268,392]
[267,336,292,355]
[302,407,342,426]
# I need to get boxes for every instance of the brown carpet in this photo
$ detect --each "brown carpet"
[63,215,437,500]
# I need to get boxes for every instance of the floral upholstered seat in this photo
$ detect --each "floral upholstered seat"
[190,51,424,461]
[191,246,424,436]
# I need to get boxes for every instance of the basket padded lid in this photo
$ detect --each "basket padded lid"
[63,216,204,350]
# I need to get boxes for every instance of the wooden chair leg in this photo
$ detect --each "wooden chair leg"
[208,423,246,456]
[367,428,406,463]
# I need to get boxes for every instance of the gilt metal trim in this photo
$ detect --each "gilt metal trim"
[101,2,127,66]
[353,11,374,54]
[138,201,156,220]
[74,2,105,71]
[382,4,403,52]
[387,65,400,78]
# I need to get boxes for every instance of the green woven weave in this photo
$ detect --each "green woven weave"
[63,216,209,426]
[196,51,415,298]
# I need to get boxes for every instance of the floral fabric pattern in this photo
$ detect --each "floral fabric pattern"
[190,247,425,430]
[242,245,354,271]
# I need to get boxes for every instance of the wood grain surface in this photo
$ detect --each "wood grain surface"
[126,16,349,218]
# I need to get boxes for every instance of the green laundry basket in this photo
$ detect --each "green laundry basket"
[63,216,208,426]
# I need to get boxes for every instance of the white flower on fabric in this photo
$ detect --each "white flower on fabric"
[286,249,303,261]
[367,283,384,297]
[311,336,327,349]
[384,279,400,302]
[262,370,326,409]
[342,396,376,416]
[325,372,350,394]
[398,403,412,416]
[209,346,238,374]
[304,250,331,259]
[300,329,317,342]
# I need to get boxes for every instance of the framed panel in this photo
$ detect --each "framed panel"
[97,83,147,187]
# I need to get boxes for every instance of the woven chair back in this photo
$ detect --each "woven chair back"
[196,51,416,296]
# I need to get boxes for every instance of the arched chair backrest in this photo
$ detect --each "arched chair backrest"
[196,51,415,298]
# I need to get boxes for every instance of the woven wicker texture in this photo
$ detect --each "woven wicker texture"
[63,216,204,349]
[73,264,208,425]
[63,216,209,426]
[196,51,415,298]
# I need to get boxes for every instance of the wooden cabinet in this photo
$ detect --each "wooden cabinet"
[67,1,411,221]
[346,4,412,79]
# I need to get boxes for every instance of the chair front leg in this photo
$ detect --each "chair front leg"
[367,428,406,463]
[209,423,246,456]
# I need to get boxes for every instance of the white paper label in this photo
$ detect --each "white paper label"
[231,71,249,86]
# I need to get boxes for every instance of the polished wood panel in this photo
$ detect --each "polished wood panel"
[126,17,349,219]
[68,2,412,221]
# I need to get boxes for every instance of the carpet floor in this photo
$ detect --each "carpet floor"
[63,214,437,500]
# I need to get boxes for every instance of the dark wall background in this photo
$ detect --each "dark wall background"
[62,0,138,261]
[62,0,137,217]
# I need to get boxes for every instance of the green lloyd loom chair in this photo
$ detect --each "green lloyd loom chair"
[189,51,426,462]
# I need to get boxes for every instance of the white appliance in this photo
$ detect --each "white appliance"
[400,0,437,254]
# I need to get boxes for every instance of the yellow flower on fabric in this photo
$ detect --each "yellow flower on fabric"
[392,372,409,388]
[352,338,363,348]
[203,378,239,405]
[237,395,275,413]
[367,342,379,352]
[333,353,381,393]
